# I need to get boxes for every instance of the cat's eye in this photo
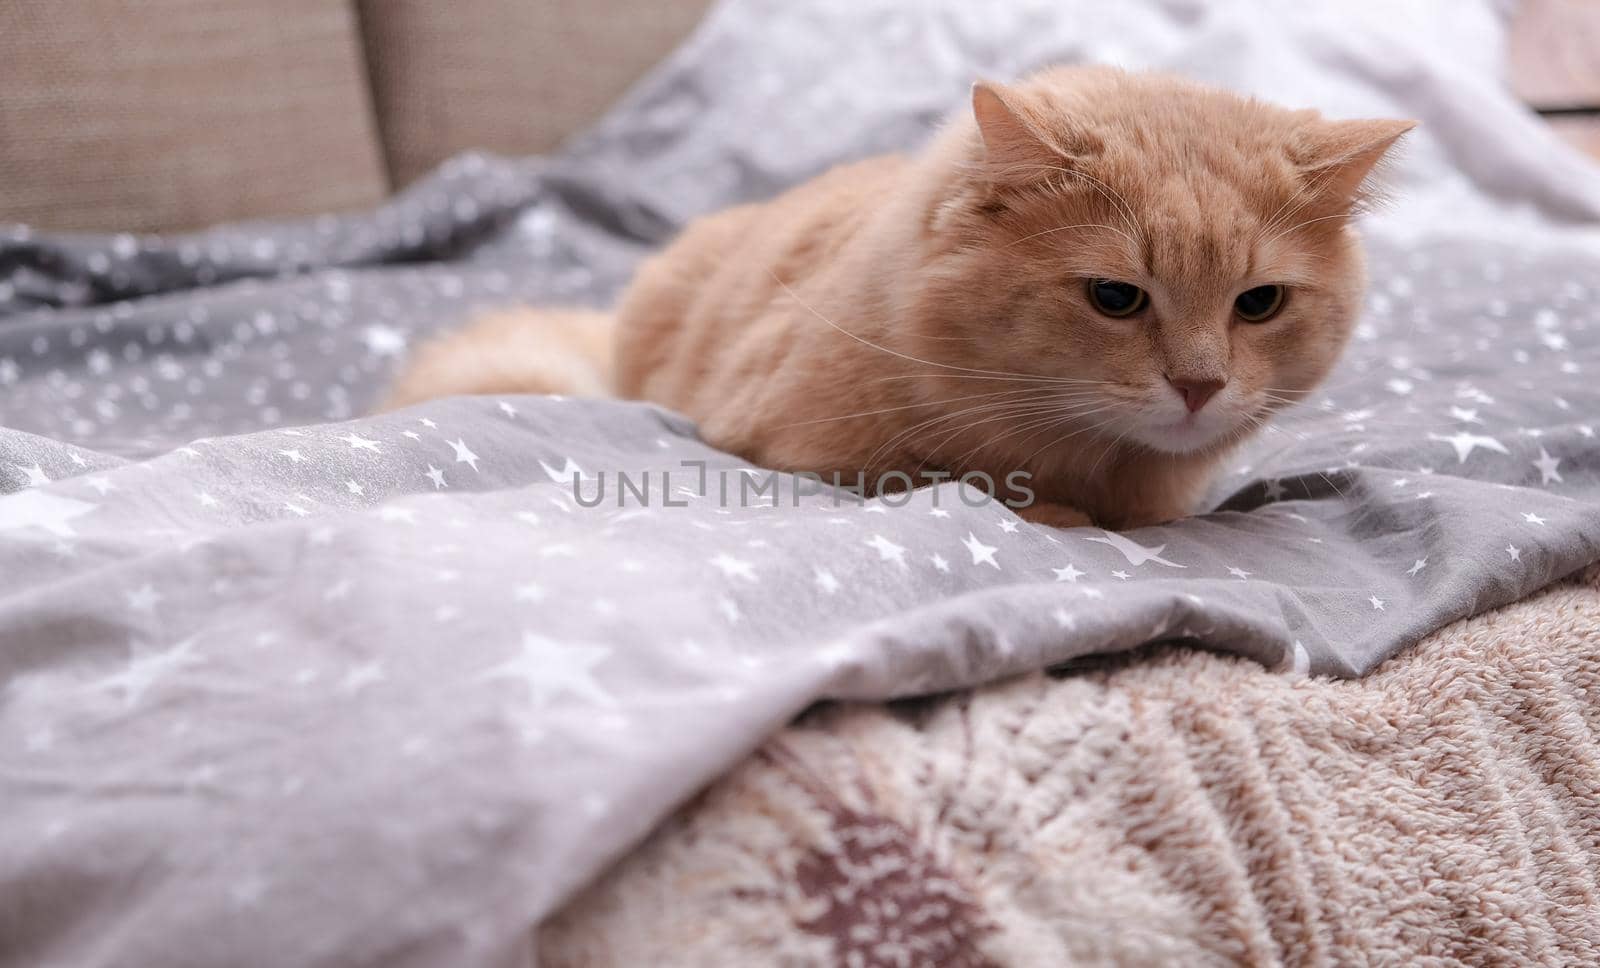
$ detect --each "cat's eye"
[1234,285,1286,323]
[1087,280,1147,318]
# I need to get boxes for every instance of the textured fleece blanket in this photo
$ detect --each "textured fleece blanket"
[543,565,1600,967]
[3,1,1600,965]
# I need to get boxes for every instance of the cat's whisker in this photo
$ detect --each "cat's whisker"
[1005,222,1139,250]
[1083,420,1138,481]
[929,399,1109,450]
[939,403,1118,477]
[1034,164,1145,244]
[859,394,1074,479]
[772,387,1055,430]
[911,399,1112,478]
[984,161,1145,246]
[1257,424,1317,445]
[1223,411,1390,533]
[1014,414,1110,471]
[1252,161,1348,248]
[971,413,1098,481]
[870,372,1117,388]
[768,270,1081,383]
[1259,211,1357,250]
[1006,409,1123,470]
[1255,394,1443,434]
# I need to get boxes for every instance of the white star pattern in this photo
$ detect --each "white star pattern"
[125,584,162,613]
[866,533,908,569]
[228,873,270,911]
[539,457,585,483]
[1288,640,1310,676]
[339,660,386,694]
[710,553,757,582]
[1532,447,1562,484]
[450,438,480,472]
[962,532,999,569]
[339,432,382,453]
[1427,431,1508,464]
[98,636,200,708]
[1081,531,1185,569]
[483,632,614,709]
[361,324,407,357]
[513,581,545,602]
[0,176,1593,848]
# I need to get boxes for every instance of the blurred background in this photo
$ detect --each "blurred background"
[1,0,1595,235]
[1,0,708,232]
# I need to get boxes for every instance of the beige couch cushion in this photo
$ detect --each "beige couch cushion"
[357,0,711,188]
[0,0,388,233]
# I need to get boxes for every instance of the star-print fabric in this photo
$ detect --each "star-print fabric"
[4,1,1600,964]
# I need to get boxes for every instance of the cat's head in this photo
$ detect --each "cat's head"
[913,66,1413,458]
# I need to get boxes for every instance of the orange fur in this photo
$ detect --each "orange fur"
[389,66,1413,528]
[382,308,613,409]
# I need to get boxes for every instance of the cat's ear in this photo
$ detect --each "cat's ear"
[1292,118,1417,208]
[971,81,1091,178]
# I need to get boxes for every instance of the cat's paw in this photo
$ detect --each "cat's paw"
[1015,501,1093,529]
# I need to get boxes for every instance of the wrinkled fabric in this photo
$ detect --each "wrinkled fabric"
[2,1,1600,965]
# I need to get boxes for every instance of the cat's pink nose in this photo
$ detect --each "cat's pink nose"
[1167,376,1225,413]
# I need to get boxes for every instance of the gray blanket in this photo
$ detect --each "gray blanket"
[3,1,1600,965]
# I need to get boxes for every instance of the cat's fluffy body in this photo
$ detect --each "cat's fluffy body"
[388,66,1411,528]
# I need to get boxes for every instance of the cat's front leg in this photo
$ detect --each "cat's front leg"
[1014,501,1093,529]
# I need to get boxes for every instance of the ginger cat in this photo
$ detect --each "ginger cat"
[387,66,1412,528]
